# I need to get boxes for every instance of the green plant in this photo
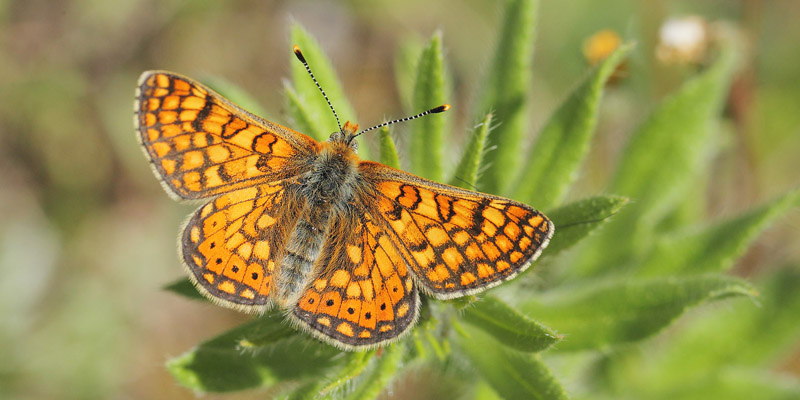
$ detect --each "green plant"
[163,1,800,398]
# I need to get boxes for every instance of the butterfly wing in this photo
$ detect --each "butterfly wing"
[359,162,553,299]
[135,71,319,199]
[290,202,419,349]
[181,181,307,311]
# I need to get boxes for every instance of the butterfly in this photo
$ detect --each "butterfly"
[134,45,553,350]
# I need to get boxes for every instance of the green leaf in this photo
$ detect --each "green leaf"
[201,75,271,121]
[282,381,323,400]
[513,43,633,209]
[288,24,368,158]
[345,343,403,400]
[460,326,568,400]
[610,44,736,218]
[283,350,375,400]
[472,381,504,400]
[395,37,425,112]
[520,274,756,351]
[378,126,400,169]
[638,188,800,276]
[666,368,800,400]
[574,43,738,276]
[166,313,340,393]
[163,278,205,301]
[543,195,629,255]
[450,113,493,189]
[317,350,375,398]
[410,32,447,180]
[461,295,561,352]
[630,268,800,385]
[476,0,537,194]
[285,84,322,140]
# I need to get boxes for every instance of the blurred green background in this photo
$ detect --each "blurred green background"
[1,0,799,399]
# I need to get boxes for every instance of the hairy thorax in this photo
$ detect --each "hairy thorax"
[274,140,361,307]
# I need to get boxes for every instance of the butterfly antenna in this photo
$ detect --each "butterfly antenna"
[352,104,451,139]
[292,45,343,133]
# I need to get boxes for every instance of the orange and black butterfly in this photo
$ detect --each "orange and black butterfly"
[134,45,553,350]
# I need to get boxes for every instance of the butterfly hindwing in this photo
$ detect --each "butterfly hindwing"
[359,161,554,299]
[135,71,319,199]
[181,181,306,311]
[291,203,420,349]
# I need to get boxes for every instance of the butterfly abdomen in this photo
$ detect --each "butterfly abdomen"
[274,143,360,307]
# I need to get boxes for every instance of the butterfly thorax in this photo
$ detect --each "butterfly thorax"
[274,133,362,307]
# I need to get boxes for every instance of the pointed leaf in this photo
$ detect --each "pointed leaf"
[164,278,206,301]
[574,42,738,276]
[288,24,368,158]
[450,113,493,189]
[282,381,323,400]
[378,126,400,169]
[345,343,403,400]
[410,32,447,180]
[317,350,375,398]
[283,350,375,400]
[167,314,340,392]
[666,368,800,400]
[461,295,561,352]
[476,0,537,194]
[610,44,736,218]
[543,195,629,255]
[638,268,800,383]
[514,43,633,209]
[201,75,271,121]
[520,274,757,351]
[284,83,322,141]
[472,381,504,400]
[395,37,425,113]
[638,188,800,276]
[460,326,568,400]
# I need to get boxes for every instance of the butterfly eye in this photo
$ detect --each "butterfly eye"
[328,131,343,142]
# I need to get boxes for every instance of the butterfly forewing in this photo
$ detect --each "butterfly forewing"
[135,71,318,199]
[359,162,554,299]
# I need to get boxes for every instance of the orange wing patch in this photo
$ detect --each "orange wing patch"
[135,71,318,199]
[181,181,304,310]
[360,162,553,299]
[291,208,419,348]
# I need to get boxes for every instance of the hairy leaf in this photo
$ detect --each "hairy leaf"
[574,43,738,276]
[450,113,493,189]
[167,314,339,392]
[521,274,756,351]
[477,0,538,194]
[514,43,633,209]
[460,326,567,400]
[202,75,271,121]
[544,195,629,255]
[164,278,205,301]
[379,126,400,169]
[410,32,447,180]
[639,268,800,383]
[461,295,561,352]
[638,188,800,276]
[288,23,368,158]
[345,344,403,400]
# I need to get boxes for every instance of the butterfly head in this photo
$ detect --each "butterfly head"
[328,121,361,151]
[293,44,450,154]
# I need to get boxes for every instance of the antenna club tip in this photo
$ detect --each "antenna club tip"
[433,104,451,113]
[292,45,306,62]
